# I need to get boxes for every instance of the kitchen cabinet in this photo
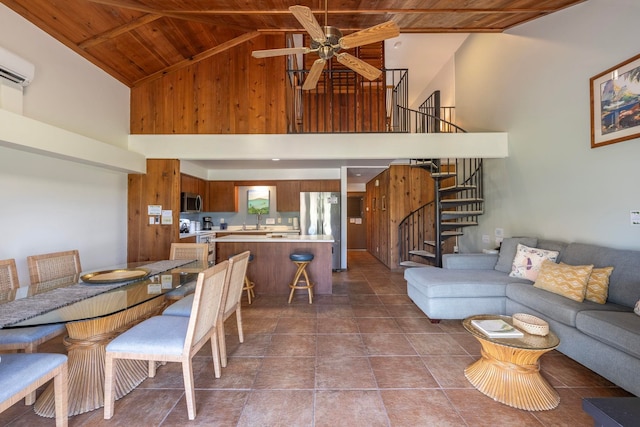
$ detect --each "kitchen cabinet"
[299,180,340,192]
[128,159,181,262]
[206,181,238,212]
[276,180,300,212]
[180,174,206,207]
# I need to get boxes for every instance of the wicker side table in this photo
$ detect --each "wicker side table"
[463,314,560,411]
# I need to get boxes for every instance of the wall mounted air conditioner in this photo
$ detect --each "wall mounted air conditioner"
[0,46,35,87]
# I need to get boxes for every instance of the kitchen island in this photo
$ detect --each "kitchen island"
[214,234,334,295]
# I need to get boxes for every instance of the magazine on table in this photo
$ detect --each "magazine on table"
[471,319,524,338]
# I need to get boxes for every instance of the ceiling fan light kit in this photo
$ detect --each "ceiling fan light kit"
[251,5,399,90]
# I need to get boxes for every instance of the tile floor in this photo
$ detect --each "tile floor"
[0,250,631,426]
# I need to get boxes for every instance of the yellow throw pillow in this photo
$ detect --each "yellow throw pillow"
[584,266,614,304]
[533,260,593,302]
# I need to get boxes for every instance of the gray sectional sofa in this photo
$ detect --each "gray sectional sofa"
[404,237,640,397]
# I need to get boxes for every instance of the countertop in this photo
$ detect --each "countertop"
[180,225,300,239]
[213,234,333,243]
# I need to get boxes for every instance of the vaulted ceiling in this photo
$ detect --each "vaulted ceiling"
[1,0,585,87]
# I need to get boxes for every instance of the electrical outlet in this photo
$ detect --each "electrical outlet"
[288,218,292,224]
[265,218,275,225]
[277,217,282,224]
[495,228,504,238]
[482,235,490,243]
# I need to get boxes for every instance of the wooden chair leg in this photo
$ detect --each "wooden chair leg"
[210,332,222,378]
[103,354,115,419]
[54,362,69,427]
[236,307,244,343]
[218,322,228,368]
[182,360,196,420]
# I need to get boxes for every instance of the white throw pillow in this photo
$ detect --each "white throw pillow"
[509,244,560,281]
[635,300,640,316]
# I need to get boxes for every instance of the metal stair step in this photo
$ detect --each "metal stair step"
[441,198,484,207]
[440,221,478,229]
[431,172,456,179]
[400,260,432,268]
[439,185,476,193]
[441,210,484,219]
[409,250,436,258]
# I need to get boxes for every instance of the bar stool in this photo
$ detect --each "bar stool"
[243,253,255,304]
[288,252,314,304]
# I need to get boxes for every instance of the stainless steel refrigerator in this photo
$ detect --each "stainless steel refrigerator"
[299,192,341,270]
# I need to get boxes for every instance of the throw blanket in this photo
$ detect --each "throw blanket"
[0,260,194,328]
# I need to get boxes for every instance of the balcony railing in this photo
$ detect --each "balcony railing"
[286,68,408,133]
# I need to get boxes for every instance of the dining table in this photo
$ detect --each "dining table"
[0,259,208,418]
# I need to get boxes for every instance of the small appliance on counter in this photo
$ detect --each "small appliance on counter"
[219,218,228,230]
[203,216,213,230]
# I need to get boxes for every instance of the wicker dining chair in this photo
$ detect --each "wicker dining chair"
[162,251,250,368]
[164,243,210,302]
[27,250,82,289]
[104,261,229,421]
[0,258,68,404]
[169,243,209,263]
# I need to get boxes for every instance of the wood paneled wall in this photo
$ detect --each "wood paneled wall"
[130,35,287,134]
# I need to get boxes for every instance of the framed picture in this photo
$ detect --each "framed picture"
[590,53,640,148]
[247,188,269,214]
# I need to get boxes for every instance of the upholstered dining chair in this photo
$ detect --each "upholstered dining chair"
[0,258,68,404]
[162,251,250,368]
[27,250,82,292]
[104,261,229,421]
[0,353,68,427]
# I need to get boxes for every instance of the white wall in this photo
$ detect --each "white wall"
[0,4,130,148]
[0,146,128,284]
[0,5,131,283]
[455,0,640,252]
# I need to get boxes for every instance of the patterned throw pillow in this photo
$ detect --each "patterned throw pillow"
[584,266,614,304]
[509,244,560,281]
[533,260,593,302]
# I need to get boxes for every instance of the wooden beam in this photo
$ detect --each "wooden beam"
[79,14,162,49]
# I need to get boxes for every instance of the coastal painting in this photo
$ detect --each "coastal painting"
[247,189,270,214]
[591,53,640,148]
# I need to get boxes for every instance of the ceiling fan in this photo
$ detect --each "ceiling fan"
[251,4,400,90]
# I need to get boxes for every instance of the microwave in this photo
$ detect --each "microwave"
[180,192,202,213]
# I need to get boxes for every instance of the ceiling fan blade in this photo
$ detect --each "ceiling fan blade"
[289,5,327,44]
[251,47,310,58]
[338,21,400,49]
[302,58,326,90]
[336,53,382,81]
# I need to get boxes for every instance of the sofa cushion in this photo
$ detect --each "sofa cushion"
[404,267,525,298]
[536,239,569,261]
[533,260,593,302]
[506,283,629,327]
[509,244,559,281]
[561,243,640,307]
[576,310,640,359]
[495,237,537,273]
[585,266,614,304]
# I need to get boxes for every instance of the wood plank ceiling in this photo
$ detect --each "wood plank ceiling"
[1,0,585,87]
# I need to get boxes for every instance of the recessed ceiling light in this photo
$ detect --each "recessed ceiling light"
[272,158,280,161]
[355,173,362,176]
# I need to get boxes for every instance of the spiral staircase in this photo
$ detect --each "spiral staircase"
[398,93,485,268]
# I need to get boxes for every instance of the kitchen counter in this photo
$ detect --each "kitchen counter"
[213,234,330,243]
[215,234,333,295]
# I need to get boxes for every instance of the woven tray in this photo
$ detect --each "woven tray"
[512,313,549,336]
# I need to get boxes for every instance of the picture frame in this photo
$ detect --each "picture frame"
[247,188,269,214]
[590,53,640,148]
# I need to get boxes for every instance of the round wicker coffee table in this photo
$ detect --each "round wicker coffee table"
[463,314,560,411]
